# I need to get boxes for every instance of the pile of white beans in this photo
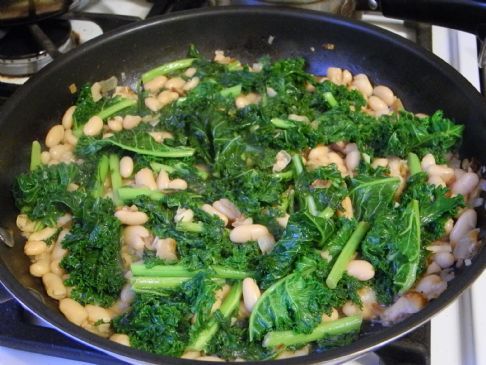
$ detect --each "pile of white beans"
[16,53,484,360]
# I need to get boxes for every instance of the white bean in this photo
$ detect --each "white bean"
[202,204,229,226]
[59,298,87,326]
[165,77,186,93]
[242,278,261,312]
[381,292,426,325]
[183,77,200,91]
[372,85,394,106]
[122,115,142,130]
[24,240,47,256]
[434,252,455,269]
[41,151,51,165]
[90,82,102,102]
[327,67,343,85]
[154,237,178,262]
[108,116,123,132]
[257,233,276,254]
[119,156,134,178]
[452,172,479,196]
[144,97,161,112]
[450,208,477,243]
[110,333,130,346]
[276,214,290,228]
[45,125,65,148]
[272,150,292,173]
[212,199,241,221]
[421,153,436,171]
[49,144,71,161]
[16,214,36,233]
[168,178,187,190]
[415,275,447,300]
[123,225,150,251]
[83,116,103,136]
[342,69,352,85]
[50,259,64,276]
[368,95,388,113]
[30,254,50,277]
[428,175,446,187]
[328,151,347,175]
[427,165,455,184]
[63,129,78,146]
[184,67,197,78]
[342,301,361,317]
[86,304,111,323]
[444,218,454,235]
[135,168,157,190]
[321,308,339,322]
[352,74,373,97]
[29,227,57,242]
[346,260,375,281]
[266,86,277,97]
[371,158,388,169]
[115,210,148,226]
[230,224,269,243]
[425,261,441,275]
[174,208,194,223]
[120,283,135,305]
[62,106,76,129]
[144,75,167,93]
[157,90,179,107]
[43,273,67,300]
[338,197,354,219]
[345,150,360,172]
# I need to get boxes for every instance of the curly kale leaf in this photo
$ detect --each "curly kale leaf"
[13,163,89,226]
[60,197,124,306]
[401,172,464,242]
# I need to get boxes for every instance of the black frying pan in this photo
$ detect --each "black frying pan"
[0,6,485,365]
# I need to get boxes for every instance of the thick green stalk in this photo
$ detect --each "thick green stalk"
[30,141,42,171]
[323,92,338,108]
[131,263,250,280]
[150,162,176,174]
[92,155,110,198]
[319,207,335,219]
[117,187,165,202]
[263,316,362,348]
[141,58,196,83]
[220,84,242,97]
[176,221,204,233]
[273,170,294,181]
[109,154,122,205]
[187,281,243,351]
[326,221,370,289]
[408,152,422,176]
[97,99,137,120]
[131,276,191,291]
[292,154,304,176]
[271,118,296,129]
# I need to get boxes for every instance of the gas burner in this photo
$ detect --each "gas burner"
[0,19,75,77]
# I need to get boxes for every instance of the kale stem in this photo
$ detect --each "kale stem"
[263,316,362,348]
[407,152,422,175]
[319,206,334,219]
[141,58,196,83]
[176,221,204,233]
[131,276,191,291]
[306,195,319,216]
[220,84,242,97]
[97,99,137,120]
[326,221,370,289]
[30,141,41,171]
[292,154,304,176]
[117,187,165,202]
[91,155,110,198]
[271,118,296,129]
[323,92,338,108]
[273,170,294,180]
[150,162,176,174]
[109,154,122,205]
[187,281,243,351]
[131,263,250,279]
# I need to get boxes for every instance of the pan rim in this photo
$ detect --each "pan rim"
[0,6,485,365]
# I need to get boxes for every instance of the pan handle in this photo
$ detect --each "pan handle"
[367,0,486,36]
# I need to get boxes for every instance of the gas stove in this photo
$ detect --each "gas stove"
[0,1,484,365]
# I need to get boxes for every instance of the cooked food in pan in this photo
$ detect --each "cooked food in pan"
[13,47,482,361]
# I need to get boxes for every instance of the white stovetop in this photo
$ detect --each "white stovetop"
[1,2,484,364]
